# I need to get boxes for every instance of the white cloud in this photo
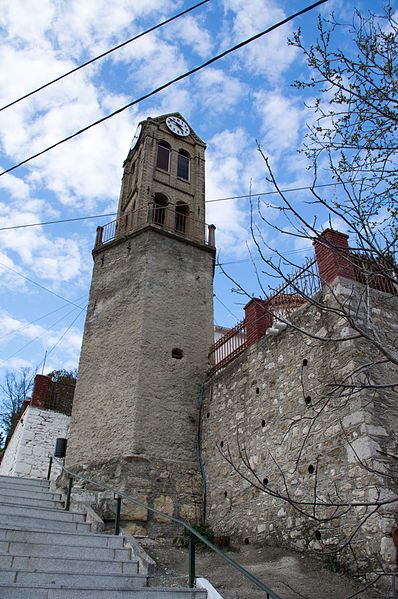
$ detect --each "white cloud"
[0,252,27,292]
[206,129,254,256]
[196,68,247,113]
[0,311,50,345]
[0,169,30,200]
[0,197,86,283]
[113,32,188,89]
[0,0,175,58]
[0,0,55,45]
[1,357,34,371]
[255,89,305,154]
[222,0,298,80]
[0,306,85,370]
[164,14,214,58]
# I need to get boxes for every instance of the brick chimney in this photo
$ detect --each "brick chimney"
[31,374,50,408]
[314,229,356,285]
[244,298,273,348]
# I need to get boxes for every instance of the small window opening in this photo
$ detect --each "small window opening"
[256,387,260,395]
[177,150,190,180]
[244,538,250,545]
[206,412,210,419]
[308,464,315,474]
[261,419,265,428]
[315,530,322,540]
[302,359,308,366]
[156,141,170,171]
[220,441,224,448]
[171,348,183,359]
[153,193,168,227]
[263,477,269,486]
[175,201,189,233]
[305,396,312,405]
[224,490,228,497]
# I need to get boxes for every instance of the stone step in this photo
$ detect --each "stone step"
[0,569,148,589]
[0,485,63,502]
[0,586,207,598]
[0,476,49,488]
[0,554,139,575]
[0,526,125,548]
[0,540,131,561]
[0,503,85,523]
[0,494,64,509]
[0,513,92,533]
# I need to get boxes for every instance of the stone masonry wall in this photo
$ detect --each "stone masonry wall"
[66,227,214,534]
[0,405,70,480]
[202,278,398,577]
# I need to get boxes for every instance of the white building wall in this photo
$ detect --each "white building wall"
[0,405,70,480]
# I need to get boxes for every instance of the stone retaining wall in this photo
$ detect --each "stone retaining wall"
[202,278,398,578]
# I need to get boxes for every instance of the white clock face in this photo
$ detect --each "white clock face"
[165,116,190,137]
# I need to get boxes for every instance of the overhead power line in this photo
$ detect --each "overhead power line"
[0,300,87,366]
[0,212,117,232]
[0,294,88,343]
[45,306,87,358]
[0,1,210,113]
[0,0,327,178]
[0,178,355,233]
[0,261,84,309]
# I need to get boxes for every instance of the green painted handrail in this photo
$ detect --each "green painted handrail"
[52,456,282,599]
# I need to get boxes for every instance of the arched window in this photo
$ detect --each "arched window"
[156,141,170,171]
[153,193,168,226]
[177,150,190,180]
[175,201,189,233]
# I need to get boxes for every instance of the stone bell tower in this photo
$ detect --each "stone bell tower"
[66,113,215,533]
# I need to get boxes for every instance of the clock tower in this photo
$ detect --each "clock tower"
[66,114,215,533]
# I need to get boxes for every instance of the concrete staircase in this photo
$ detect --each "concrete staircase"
[0,475,206,598]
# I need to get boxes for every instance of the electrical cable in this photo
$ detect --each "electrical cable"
[0,300,87,365]
[0,0,327,178]
[0,261,84,309]
[0,294,88,343]
[0,178,347,233]
[45,306,87,358]
[214,294,239,319]
[0,213,116,232]
[0,1,210,113]
[205,180,346,203]
[216,247,309,267]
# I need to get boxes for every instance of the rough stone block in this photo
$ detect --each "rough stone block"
[122,498,148,522]
[154,495,174,523]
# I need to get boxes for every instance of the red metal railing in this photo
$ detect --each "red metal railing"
[208,248,397,377]
[208,258,321,376]
[351,251,398,295]
[209,319,246,376]
[96,205,210,247]
[266,257,320,318]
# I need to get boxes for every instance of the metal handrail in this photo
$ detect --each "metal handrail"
[50,456,282,598]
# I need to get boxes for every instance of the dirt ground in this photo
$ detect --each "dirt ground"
[139,536,389,599]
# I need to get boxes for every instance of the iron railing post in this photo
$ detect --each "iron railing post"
[114,494,122,535]
[46,456,53,481]
[50,456,281,598]
[65,477,73,511]
[188,529,196,588]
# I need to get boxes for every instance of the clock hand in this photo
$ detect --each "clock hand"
[174,122,184,134]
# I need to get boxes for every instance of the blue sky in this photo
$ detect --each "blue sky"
[0,0,386,378]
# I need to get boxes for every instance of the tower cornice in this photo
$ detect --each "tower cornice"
[93,223,216,259]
